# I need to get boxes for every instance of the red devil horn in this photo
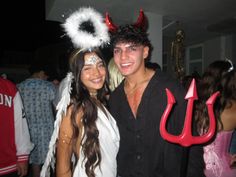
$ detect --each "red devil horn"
[133,9,147,30]
[105,12,118,32]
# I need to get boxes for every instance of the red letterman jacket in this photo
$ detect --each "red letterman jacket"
[0,78,33,175]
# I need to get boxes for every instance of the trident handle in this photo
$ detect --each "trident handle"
[160,79,220,147]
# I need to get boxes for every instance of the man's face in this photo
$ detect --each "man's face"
[113,42,149,77]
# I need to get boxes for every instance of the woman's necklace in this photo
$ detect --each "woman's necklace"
[89,92,98,97]
[89,92,98,100]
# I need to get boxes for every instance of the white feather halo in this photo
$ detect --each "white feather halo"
[62,7,110,50]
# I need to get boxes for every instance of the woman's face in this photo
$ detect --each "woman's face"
[81,52,106,94]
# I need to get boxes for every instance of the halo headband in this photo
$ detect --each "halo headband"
[62,7,110,50]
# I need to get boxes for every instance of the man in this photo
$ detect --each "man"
[108,23,205,176]
[18,63,56,177]
[0,77,33,177]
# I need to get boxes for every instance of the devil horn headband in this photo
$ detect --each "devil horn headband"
[105,12,118,32]
[105,9,147,32]
[133,9,146,29]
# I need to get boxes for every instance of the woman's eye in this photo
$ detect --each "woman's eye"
[98,63,105,68]
[83,67,91,71]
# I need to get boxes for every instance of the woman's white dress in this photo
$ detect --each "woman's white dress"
[73,106,120,177]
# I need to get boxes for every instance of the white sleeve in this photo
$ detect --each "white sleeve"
[14,91,34,162]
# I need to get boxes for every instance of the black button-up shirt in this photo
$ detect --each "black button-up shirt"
[109,69,205,177]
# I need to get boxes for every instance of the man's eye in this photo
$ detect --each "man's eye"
[129,46,137,51]
[114,49,121,54]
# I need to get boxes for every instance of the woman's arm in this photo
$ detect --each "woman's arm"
[56,106,83,177]
[56,107,74,177]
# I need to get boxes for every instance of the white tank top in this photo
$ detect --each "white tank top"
[73,106,120,177]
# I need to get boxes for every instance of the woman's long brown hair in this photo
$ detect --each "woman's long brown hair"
[194,60,236,134]
[69,48,109,177]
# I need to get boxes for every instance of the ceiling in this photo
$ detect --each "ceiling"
[46,0,236,45]
[1,0,236,52]
[1,1,236,81]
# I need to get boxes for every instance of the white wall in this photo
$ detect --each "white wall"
[145,12,163,67]
[232,34,236,64]
[203,35,234,70]
[203,37,221,69]
[183,34,234,74]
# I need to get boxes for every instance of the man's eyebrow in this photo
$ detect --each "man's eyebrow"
[128,44,140,47]
[114,44,139,48]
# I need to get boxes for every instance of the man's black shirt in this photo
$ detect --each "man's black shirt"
[109,69,205,177]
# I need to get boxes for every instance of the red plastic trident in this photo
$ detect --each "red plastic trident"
[160,79,220,147]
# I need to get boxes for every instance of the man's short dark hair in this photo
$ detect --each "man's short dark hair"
[111,25,152,50]
[111,25,153,61]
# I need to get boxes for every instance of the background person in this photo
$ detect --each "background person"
[194,60,236,177]
[17,63,56,177]
[0,77,33,177]
[108,57,124,92]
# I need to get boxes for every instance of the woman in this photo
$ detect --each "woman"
[194,60,236,177]
[40,7,120,177]
[56,48,119,177]
[108,57,124,92]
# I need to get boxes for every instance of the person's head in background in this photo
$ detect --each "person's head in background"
[111,24,153,77]
[28,62,49,80]
[181,75,195,90]
[195,59,236,133]
[108,58,124,91]
[69,47,109,102]
[1,73,7,79]
[145,62,161,71]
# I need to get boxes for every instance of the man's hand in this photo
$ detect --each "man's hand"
[17,162,29,177]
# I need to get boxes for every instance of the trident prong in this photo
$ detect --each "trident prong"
[160,79,220,147]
